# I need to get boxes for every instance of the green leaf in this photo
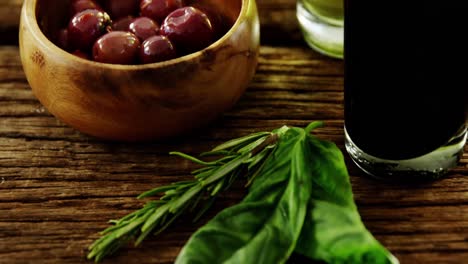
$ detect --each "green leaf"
[305,121,324,134]
[307,138,356,208]
[212,132,271,152]
[193,196,217,223]
[202,154,252,186]
[167,184,203,213]
[294,137,398,264]
[236,136,272,154]
[296,201,398,264]
[140,203,171,233]
[170,152,218,166]
[137,185,177,199]
[175,127,313,264]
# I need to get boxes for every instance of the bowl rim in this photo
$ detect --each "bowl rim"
[22,0,251,70]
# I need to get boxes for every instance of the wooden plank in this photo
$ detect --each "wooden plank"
[1,43,468,263]
[2,0,468,255]
[0,44,345,263]
[0,0,22,45]
[0,0,22,30]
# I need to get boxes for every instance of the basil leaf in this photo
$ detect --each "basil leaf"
[307,138,355,208]
[176,128,313,264]
[297,200,397,264]
[295,138,398,264]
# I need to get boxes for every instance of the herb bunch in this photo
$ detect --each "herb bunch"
[88,122,398,264]
[176,121,398,264]
[87,126,289,262]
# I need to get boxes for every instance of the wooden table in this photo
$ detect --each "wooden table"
[1,1,467,263]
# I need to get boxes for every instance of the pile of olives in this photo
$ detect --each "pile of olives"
[54,0,227,64]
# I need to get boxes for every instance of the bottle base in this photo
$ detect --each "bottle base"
[345,127,467,181]
[296,1,343,59]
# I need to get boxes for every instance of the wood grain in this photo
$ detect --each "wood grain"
[1,43,468,264]
[0,0,22,29]
[0,0,22,44]
[1,0,468,264]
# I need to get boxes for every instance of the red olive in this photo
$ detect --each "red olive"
[112,16,135,31]
[191,4,228,40]
[70,0,103,15]
[129,17,159,41]
[68,9,112,51]
[92,31,141,64]
[140,0,184,23]
[104,0,139,19]
[160,7,214,54]
[139,35,177,64]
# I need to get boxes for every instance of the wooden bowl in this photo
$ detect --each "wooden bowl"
[19,0,260,141]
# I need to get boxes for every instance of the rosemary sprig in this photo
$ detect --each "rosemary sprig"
[87,126,290,262]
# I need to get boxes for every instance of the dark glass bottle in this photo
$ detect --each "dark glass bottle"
[344,1,468,180]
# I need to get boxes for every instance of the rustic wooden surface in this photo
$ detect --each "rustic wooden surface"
[1,1,468,263]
